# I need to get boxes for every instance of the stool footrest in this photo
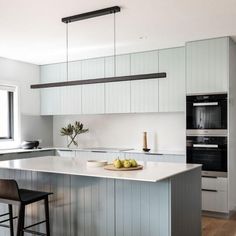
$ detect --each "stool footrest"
[23,228,47,236]
[0,216,17,224]
[24,220,46,230]
[0,213,10,217]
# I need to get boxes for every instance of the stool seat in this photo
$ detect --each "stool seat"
[19,189,52,204]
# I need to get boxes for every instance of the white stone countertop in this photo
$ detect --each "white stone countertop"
[0,156,200,182]
[0,148,55,155]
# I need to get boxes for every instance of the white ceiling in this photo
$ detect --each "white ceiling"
[0,0,236,65]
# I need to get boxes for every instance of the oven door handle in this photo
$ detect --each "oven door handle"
[193,102,218,106]
[193,144,219,148]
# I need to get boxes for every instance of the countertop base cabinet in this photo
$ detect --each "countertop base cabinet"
[0,167,201,236]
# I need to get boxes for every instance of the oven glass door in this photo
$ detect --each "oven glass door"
[187,94,227,129]
[187,137,227,172]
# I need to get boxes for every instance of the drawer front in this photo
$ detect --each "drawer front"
[202,190,228,213]
[202,177,228,191]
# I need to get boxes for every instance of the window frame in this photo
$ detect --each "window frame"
[0,88,15,140]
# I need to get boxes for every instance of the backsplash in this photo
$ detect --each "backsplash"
[53,112,185,152]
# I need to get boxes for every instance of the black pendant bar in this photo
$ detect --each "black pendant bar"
[31,73,166,89]
[62,6,121,23]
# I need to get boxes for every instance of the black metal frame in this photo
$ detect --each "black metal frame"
[31,72,166,89]
[0,206,17,236]
[17,196,51,236]
[62,6,120,23]
[0,91,14,140]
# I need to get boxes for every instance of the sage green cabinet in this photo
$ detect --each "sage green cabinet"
[159,47,185,112]
[81,58,105,114]
[40,62,82,115]
[130,51,159,112]
[186,37,228,94]
[40,63,66,115]
[61,61,82,115]
[105,55,131,113]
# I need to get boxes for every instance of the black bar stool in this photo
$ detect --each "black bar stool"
[0,179,52,236]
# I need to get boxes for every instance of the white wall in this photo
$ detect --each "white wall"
[21,115,53,147]
[53,113,185,152]
[0,57,53,148]
[0,57,40,115]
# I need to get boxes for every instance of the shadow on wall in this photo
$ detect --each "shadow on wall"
[21,115,53,147]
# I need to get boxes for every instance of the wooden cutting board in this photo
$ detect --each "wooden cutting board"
[104,164,143,171]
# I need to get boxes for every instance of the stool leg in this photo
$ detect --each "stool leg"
[44,197,50,236]
[17,204,25,236]
[8,205,14,236]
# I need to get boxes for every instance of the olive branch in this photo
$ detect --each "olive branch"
[60,121,89,148]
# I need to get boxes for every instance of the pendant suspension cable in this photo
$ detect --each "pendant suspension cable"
[113,12,116,77]
[30,6,167,90]
[66,23,69,82]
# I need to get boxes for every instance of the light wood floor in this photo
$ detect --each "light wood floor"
[202,214,236,236]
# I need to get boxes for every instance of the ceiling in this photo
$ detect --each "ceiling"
[0,0,236,65]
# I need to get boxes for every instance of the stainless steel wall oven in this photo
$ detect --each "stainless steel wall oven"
[186,94,227,136]
[187,136,227,177]
[186,93,228,177]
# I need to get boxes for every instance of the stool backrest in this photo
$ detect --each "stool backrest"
[0,179,20,201]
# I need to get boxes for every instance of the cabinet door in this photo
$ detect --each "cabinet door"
[61,61,82,115]
[81,58,105,114]
[186,37,228,94]
[105,55,131,113]
[130,51,159,112]
[40,63,66,115]
[202,190,228,213]
[159,47,185,112]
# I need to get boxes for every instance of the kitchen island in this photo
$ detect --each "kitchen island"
[0,156,201,236]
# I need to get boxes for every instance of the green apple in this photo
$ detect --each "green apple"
[123,160,131,168]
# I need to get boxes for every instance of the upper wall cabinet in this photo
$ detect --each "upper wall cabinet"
[61,61,82,115]
[105,54,131,113]
[159,47,185,112]
[40,62,82,115]
[81,58,105,114]
[186,37,228,94]
[40,63,66,115]
[130,51,159,112]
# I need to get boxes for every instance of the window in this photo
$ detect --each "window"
[0,88,14,140]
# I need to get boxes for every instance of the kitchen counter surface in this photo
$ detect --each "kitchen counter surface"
[55,147,186,156]
[0,147,185,157]
[0,156,200,182]
[0,147,55,155]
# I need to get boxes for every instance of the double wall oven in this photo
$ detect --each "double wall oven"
[186,94,227,177]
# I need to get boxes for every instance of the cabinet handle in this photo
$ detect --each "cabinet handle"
[59,150,73,152]
[202,189,218,192]
[202,176,217,179]
[193,144,218,148]
[91,151,107,153]
[193,102,218,106]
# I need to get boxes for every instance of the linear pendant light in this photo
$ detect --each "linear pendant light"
[31,6,166,89]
